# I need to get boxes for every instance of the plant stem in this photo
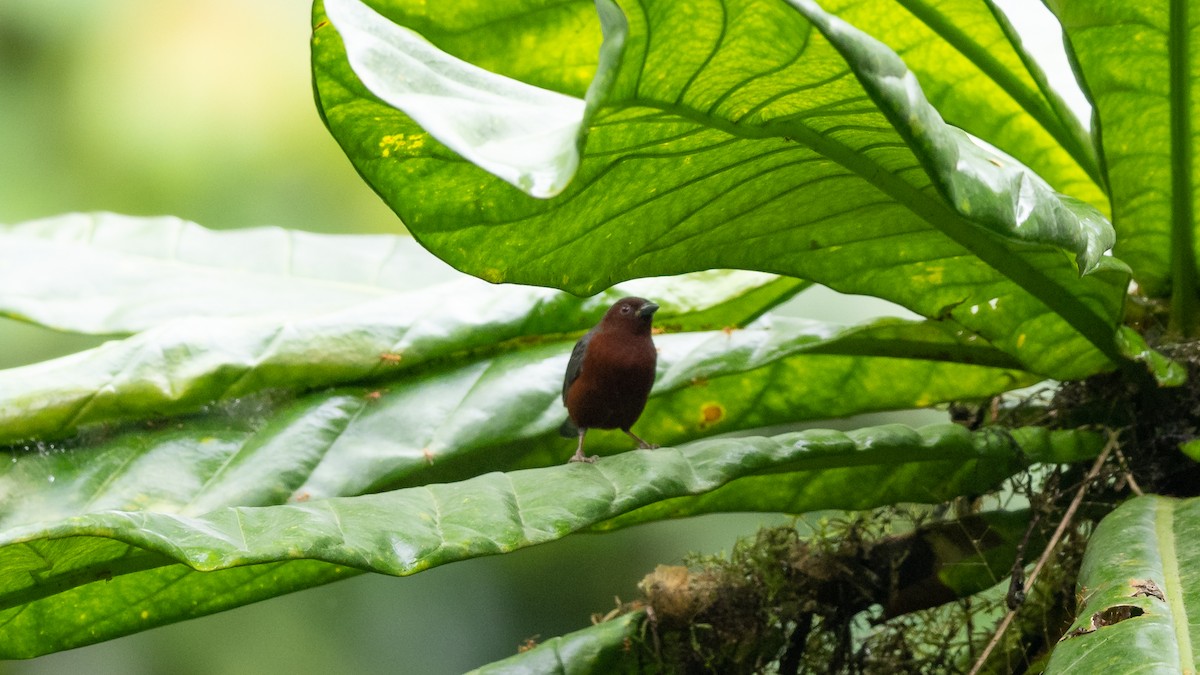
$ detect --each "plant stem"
[1170,0,1198,336]
[967,432,1116,674]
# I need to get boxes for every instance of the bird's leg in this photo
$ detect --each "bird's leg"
[624,429,659,450]
[569,428,597,463]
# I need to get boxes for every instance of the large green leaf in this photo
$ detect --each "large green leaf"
[0,553,358,662]
[1048,1,1194,305]
[0,424,1090,658]
[0,212,801,336]
[0,212,1089,659]
[0,315,1033,513]
[0,212,458,334]
[818,0,1104,211]
[4,314,1029,451]
[593,425,1102,530]
[316,0,1105,207]
[1046,495,1200,673]
[0,214,817,443]
[313,0,1128,381]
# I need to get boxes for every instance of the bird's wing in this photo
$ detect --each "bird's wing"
[562,328,595,404]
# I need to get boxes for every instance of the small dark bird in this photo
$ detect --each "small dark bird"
[561,297,659,463]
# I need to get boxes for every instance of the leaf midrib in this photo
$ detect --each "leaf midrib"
[574,93,1124,366]
[1154,497,1195,670]
[781,123,1119,365]
[895,0,1103,189]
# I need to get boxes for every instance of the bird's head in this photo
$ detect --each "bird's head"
[602,296,659,335]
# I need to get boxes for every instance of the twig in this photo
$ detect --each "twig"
[1004,468,1051,610]
[1113,444,1144,496]
[1005,508,1039,610]
[967,431,1118,675]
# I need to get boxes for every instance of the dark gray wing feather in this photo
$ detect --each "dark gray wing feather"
[562,328,595,404]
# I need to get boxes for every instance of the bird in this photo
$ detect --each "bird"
[561,296,660,463]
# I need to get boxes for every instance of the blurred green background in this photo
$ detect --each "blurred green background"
[0,2,928,672]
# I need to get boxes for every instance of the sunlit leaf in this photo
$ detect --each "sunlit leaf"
[325,0,587,197]
[1046,495,1200,673]
[0,212,801,336]
[1047,0,1193,300]
[0,212,462,333]
[0,315,1033,515]
[0,424,1078,657]
[819,0,1104,211]
[313,0,1127,380]
[593,426,1102,529]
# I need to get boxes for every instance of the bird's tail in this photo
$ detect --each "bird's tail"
[559,418,579,438]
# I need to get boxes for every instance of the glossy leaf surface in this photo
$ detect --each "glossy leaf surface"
[1047,0,1194,299]
[313,0,1128,380]
[594,426,1101,529]
[0,212,1055,657]
[0,313,1034,510]
[0,212,802,336]
[0,424,1092,658]
[469,611,645,674]
[1046,495,1200,673]
[819,0,1103,210]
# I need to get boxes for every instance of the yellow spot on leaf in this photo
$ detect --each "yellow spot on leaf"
[378,133,425,158]
[699,403,725,428]
[921,266,945,285]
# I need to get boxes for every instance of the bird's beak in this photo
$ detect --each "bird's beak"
[638,302,659,318]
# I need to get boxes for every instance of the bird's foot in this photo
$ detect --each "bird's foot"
[568,450,598,463]
[624,430,658,450]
